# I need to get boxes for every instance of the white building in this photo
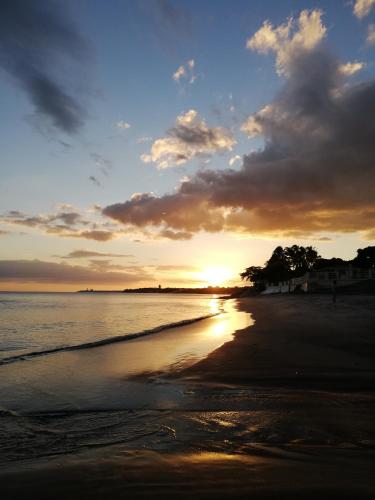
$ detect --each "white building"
[261,266,375,294]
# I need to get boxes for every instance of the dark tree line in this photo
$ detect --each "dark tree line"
[241,245,375,287]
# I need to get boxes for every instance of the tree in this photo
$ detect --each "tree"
[241,245,321,287]
[352,246,375,269]
[240,266,267,291]
[285,245,320,275]
[264,246,290,283]
[314,257,348,269]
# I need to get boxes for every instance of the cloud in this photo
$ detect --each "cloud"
[6,210,25,218]
[0,209,121,242]
[353,0,375,18]
[228,155,241,167]
[339,61,365,76]
[90,153,112,176]
[0,259,201,288]
[1,207,192,243]
[173,65,186,82]
[0,260,150,285]
[158,229,193,240]
[89,175,101,187]
[1,211,83,228]
[56,203,75,210]
[103,11,375,241]
[55,212,81,225]
[246,9,326,75]
[62,230,116,242]
[0,0,90,133]
[172,59,197,84]
[141,109,236,169]
[60,250,134,259]
[367,24,375,44]
[363,229,375,240]
[117,120,131,129]
[88,260,133,272]
[89,153,113,185]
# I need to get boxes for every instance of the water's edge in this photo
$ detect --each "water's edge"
[0,311,222,366]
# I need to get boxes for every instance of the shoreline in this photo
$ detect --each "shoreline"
[177,294,375,391]
[1,294,375,498]
[0,310,223,366]
[0,299,251,414]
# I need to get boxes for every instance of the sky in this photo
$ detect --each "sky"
[1,0,375,291]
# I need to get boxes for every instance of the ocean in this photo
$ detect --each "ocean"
[0,292,252,467]
[0,292,223,363]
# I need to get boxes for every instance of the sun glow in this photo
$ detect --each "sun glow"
[200,266,232,286]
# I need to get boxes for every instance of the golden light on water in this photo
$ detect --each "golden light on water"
[200,266,232,286]
[212,320,227,337]
[209,298,221,314]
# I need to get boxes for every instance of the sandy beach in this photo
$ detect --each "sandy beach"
[2,294,375,499]
[181,294,375,390]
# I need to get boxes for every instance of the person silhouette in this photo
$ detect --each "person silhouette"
[332,279,337,303]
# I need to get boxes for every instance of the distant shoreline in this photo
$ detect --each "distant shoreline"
[77,286,241,295]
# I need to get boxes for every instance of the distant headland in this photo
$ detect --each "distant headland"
[78,286,240,295]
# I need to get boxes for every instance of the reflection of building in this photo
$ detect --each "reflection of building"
[261,267,375,294]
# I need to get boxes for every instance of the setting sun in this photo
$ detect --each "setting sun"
[200,266,232,287]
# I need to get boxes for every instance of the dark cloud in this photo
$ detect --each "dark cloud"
[0,0,90,133]
[61,250,135,259]
[103,44,375,240]
[63,230,116,242]
[89,153,113,185]
[53,212,81,226]
[90,153,112,171]
[159,229,193,240]
[6,210,25,218]
[0,260,150,285]
[2,211,82,228]
[0,210,119,242]
[89,176,101,187]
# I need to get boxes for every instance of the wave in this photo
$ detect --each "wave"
[0,312,221,366]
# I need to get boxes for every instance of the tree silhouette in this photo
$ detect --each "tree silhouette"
[352,246,375,269]
[285,245,320,275]
[241,245,321,285]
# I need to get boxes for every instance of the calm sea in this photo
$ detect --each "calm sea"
[0,292,222,364]
[0,292,255,467]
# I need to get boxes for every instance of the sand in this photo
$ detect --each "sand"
[1,294,375,499]
[180,294,375,390]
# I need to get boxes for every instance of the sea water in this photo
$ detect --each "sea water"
[0,292,222,363]
[0,292,253,467]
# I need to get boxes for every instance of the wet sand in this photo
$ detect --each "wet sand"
[3,448,375,499]
[1,294,375,498]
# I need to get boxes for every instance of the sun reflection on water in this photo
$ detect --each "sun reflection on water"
[212,320,227,337]
[209,297,221,315]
